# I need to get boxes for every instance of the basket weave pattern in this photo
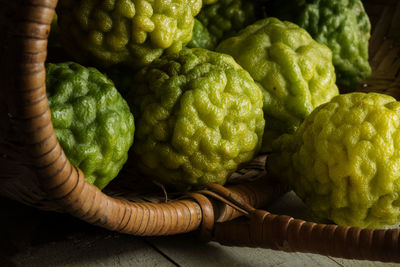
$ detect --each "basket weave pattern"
[0,0,400,262]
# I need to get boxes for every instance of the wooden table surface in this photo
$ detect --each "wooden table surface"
[1,192,399,267]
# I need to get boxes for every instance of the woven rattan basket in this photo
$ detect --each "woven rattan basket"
[1,0,400,263]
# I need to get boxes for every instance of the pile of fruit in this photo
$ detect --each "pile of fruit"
[47,0,400,229]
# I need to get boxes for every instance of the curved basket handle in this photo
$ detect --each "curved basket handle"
[0,0,211,236]
[213,209,400,262]
[0,0,203,235]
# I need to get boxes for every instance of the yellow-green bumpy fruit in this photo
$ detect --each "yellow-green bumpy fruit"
[217,17,339,152]
[56,0,202,68]
[129,48,265,191]
[268,93,400,228]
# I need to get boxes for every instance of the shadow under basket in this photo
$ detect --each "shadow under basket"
[1,0,400,263]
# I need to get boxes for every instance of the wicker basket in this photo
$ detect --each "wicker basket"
[1,0,400,263]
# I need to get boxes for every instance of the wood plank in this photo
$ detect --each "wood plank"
[0,198,174,267]
[146,234,342,267]
[331,257,399,267]
[8,234,175,267]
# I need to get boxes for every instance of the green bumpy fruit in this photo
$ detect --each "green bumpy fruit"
[217,17,339,152]
[267,0,371,92]
[196,0,263,48]
[186,19,215,50]
[56,0,202,68]
[129,48,265,190]
[46,62,135,189]
[268,93,400,228]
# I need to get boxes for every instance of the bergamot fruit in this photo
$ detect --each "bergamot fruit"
[46,62,135,189]
[196,0,263,48]
[217,17,339,152]
[56,0,202,68]
[128,48,265,190]
[186,19,215,50]
[267,93,400,228]
[267,0,371,92]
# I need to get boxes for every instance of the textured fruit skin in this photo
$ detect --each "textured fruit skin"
[186,19,215,50]
[217,17,339,152]
[56,0,202,68]
[268,93,400,228]
[46,62,135,189]
[267,0,371,92]
[197,0,263,48]
[129,48,265,190]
